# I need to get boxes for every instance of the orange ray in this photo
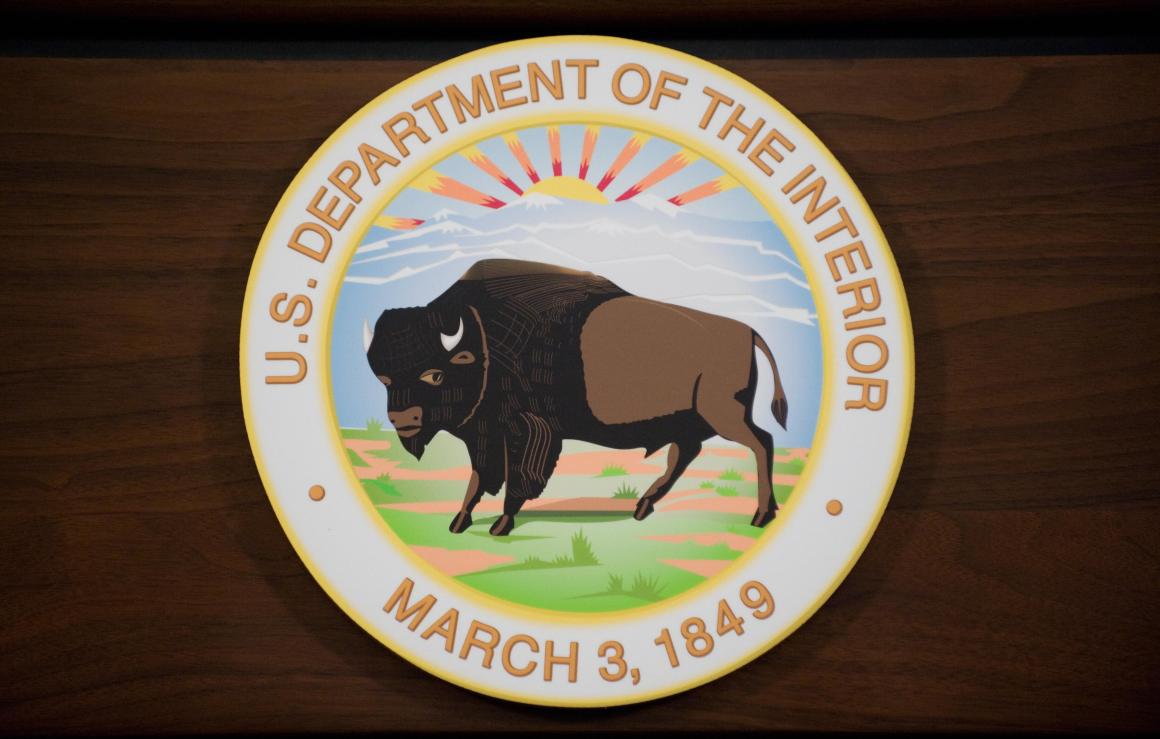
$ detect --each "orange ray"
[616,148,701,202]
[667,174,740,206]
[547,126,563,177]
[504,133,540,184]
[460,145,523,196]
[578,125,599,180]
[597,133,650,192]
[410,169,506,209]
[373,215,426,230]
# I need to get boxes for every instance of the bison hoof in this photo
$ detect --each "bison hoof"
[750,508,777,528]
[489,515,515,536]
[633,498,655,521]
[448,512,472,534]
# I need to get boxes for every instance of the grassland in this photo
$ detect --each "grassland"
[341,420,807,613]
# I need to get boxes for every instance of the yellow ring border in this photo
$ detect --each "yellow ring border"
[239,35,915,708]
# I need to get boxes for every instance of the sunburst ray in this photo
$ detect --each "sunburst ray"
[597,133,650,192]
[372,215,426,230]
[578,125,599,180]
[615,148,700,202]
[460,145,523,196]
[410,169,506,209]
[504,133,540,184]
[547,126,563,177]
[668,174,740,206]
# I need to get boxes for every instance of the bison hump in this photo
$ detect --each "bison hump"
[460,259,597,282]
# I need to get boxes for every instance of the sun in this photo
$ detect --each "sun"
[524,175,609,204]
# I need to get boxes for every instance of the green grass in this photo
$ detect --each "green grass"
[346,448,369,467]
[497,529,601,570]
[775,457,806,475]
[774,484,794,504]
[716,486,739,497]
[570,529,599,565]
[358,438,811,613]
[341,419,392,438]
[612,484,639,499]
[726,524,765,539]
[597,571,666,602]
[366,417,383,433]
[362,474,401,503]
[628,572,665,601]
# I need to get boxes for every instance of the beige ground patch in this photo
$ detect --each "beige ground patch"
[660,497,761,515]
[660,559,733,578]
[700,447,808,463]
[552,450,665,476]
[682,468,800,485]
[345,439,473,481]
[379,497,638,514]
[411,546,514,576]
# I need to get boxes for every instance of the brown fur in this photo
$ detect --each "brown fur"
[580,297,753,425]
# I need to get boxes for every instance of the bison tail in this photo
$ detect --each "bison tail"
[753,332,788,430]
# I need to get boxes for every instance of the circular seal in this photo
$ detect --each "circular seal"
[241,36,913,706]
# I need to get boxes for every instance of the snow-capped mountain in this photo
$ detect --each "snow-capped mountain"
[348,193,816,327]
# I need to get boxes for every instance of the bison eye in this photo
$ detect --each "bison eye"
[450,350,475,365]
[419,369,444,386]
[376,375,391,387]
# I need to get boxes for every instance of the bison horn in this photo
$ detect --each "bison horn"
[362,319,374,352]
[440,317,463,352]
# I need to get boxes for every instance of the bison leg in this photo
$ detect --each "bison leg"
[701,401,777,528]
[634,439,702,521]
[449,472,483,534]
[489,495,525,536]
[491,412,561,536]
[449,445,505,533]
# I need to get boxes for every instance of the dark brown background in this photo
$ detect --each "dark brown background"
[2,2,1158,733]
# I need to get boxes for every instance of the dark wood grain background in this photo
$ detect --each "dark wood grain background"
[2,7,1158,733]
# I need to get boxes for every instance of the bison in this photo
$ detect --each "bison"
[363,259,788,536]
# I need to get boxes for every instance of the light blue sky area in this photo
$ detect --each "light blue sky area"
[381,124,770,224]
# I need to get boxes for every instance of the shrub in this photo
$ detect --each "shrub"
[719,468,743,481]
[606,573,624,593]
[698,480,716,489]
[629,573,664,601]
[518,530,599,569]
[612,484,639,499]
[716,486,739,497]
[598,464,628,477]
[571,529,599,566]
[366,417,383,433]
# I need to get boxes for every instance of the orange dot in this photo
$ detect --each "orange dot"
[308,484,326,501]
[826,499,843,516]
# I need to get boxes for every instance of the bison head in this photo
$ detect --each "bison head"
[364,305,486,459]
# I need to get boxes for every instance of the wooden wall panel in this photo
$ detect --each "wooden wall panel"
[1,51,1157,732]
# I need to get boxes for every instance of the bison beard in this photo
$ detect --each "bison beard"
[365,259,788,536]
